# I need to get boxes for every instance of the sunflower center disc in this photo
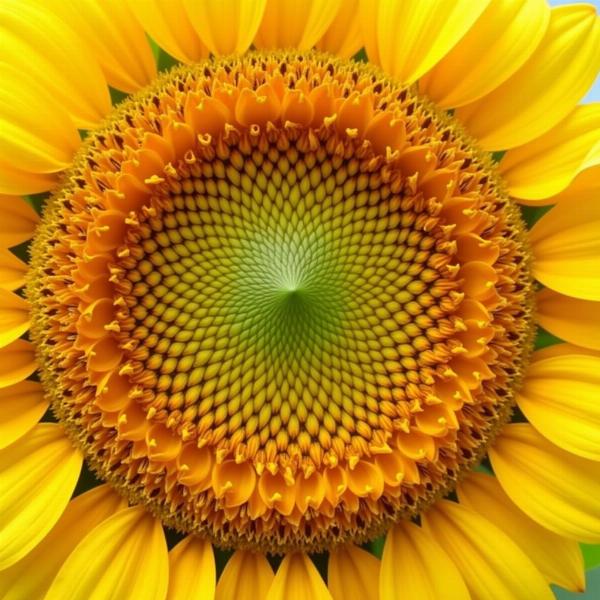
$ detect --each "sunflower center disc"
[29,51,534,552]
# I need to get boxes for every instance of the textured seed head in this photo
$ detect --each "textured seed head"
[28,51,534,552]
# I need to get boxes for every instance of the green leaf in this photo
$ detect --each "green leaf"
[534,326,563,350]
[520,204,553,229]
[582,544,600,570]
[553,567,600,599]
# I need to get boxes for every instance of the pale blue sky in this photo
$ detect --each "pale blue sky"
[549,0,599,102]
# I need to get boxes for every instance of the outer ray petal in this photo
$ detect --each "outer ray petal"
[215,551,274,600]
[536,288,600,351]
[0,339,37,389]
[0,248,27,291]
[328,544,380,600]
[458,472,585,592]
[0,485,125,600]
[255,0,341,51]
[0,197,39,247]
[38,0,157,93]
[499,104,600,200]
[0,380,47,450]
[0,66,80,195]
[540,161,600,207]
[0,0,111,129]
[456,5,600,150]
[0,423,82,569]
[380,520,470,600]
[529,197,600,301]
[423,499,553,600]
[0,289,31,348]
[517,353,600,460]
[0,165,57,197]
[46,506,169,600]
[531,343,600,362]
[128,0,208,64]
[364,0,490,84]
[167,536,216,600]
[184,0,266,55]
[266,553,332,600]
[315,0,363,59]
[419,0,549,108]
[490,423,600,543]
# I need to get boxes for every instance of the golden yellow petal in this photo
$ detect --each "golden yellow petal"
[380,520,470,600]
[538,160,600,207]
[0,380,47,450]
[490,423,600,543]
[500,104,600,200]
[365,0,490,84]
[37,0,157,93]
[531,342,600,362]
[536,288,600,351]
[315,0,362,59]
[215,551,274,600]
[0,338,37,389]
[0,288,30,348]
[0,0,111,129]
[0,65,79,194]
[0,248,27,291]
[266,553,332,600]
[458,472,585,592]
[128,0,208,64]
[185,0,266,55]
[420,0,550,108]
[46,506,168,600]
[529,197,600,301]
[456,5,600,150]
[423,499,554,600]
[0,485,125,600]
[517,353,600,460]
[0,196,39,247]
[0,164,58,196]
[328,544,380,600]
[0,423,82,569]
[167,536,216,600]
[255,0,341,51]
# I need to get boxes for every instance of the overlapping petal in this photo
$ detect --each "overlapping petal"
[419,0,549,108]
[380,520,469,600]
[328,544,380,600]
[315,0,362,59]
[0,289,30,348]
[0,197,39,247]
[458,473,584,592]
[45,506,168,600]
[0,339,37,389]
[456,5,600,150]
[0,423,82,569]
[490,424,600,543]
[167,536,216,600]
[266,553,332,600]
[0,380,47,450]
[0,248,27,291]
[215,551,274,600]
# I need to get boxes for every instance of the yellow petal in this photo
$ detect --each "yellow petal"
[540,160,600,207]
[420,0,550,108]
[185,0,266,55]
[490,423,600,543]
[529,196,600,301]
[167,536,216,600]
[38,0,157,93]
[315,0,362,59]
[536,288,600,351]
[518,353,600,460]
[0,288,30,348]
[46,506,169,600]
[423,499,554,600]
[456,5,600,150]
[328,544,380,600]
[0,196,39,247]
[255,0,341,51]
[0,164,57,196]
[0,423,82,569]
[215,551,274,600]
[128,0,208,64]
[380,520,470,600]
[266,553,332,600]
[365,0,490,84]
[458,472,585,592]
[531,342,600,362]
[0,248,27,290]
[0,0,111,129]
[0,485,125,600]
[499,104,600,200]
[0,65,79,194]
[0,380,47,450]
[0,338,37,389]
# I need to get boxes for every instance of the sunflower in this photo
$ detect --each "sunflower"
[1,0,600,598]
